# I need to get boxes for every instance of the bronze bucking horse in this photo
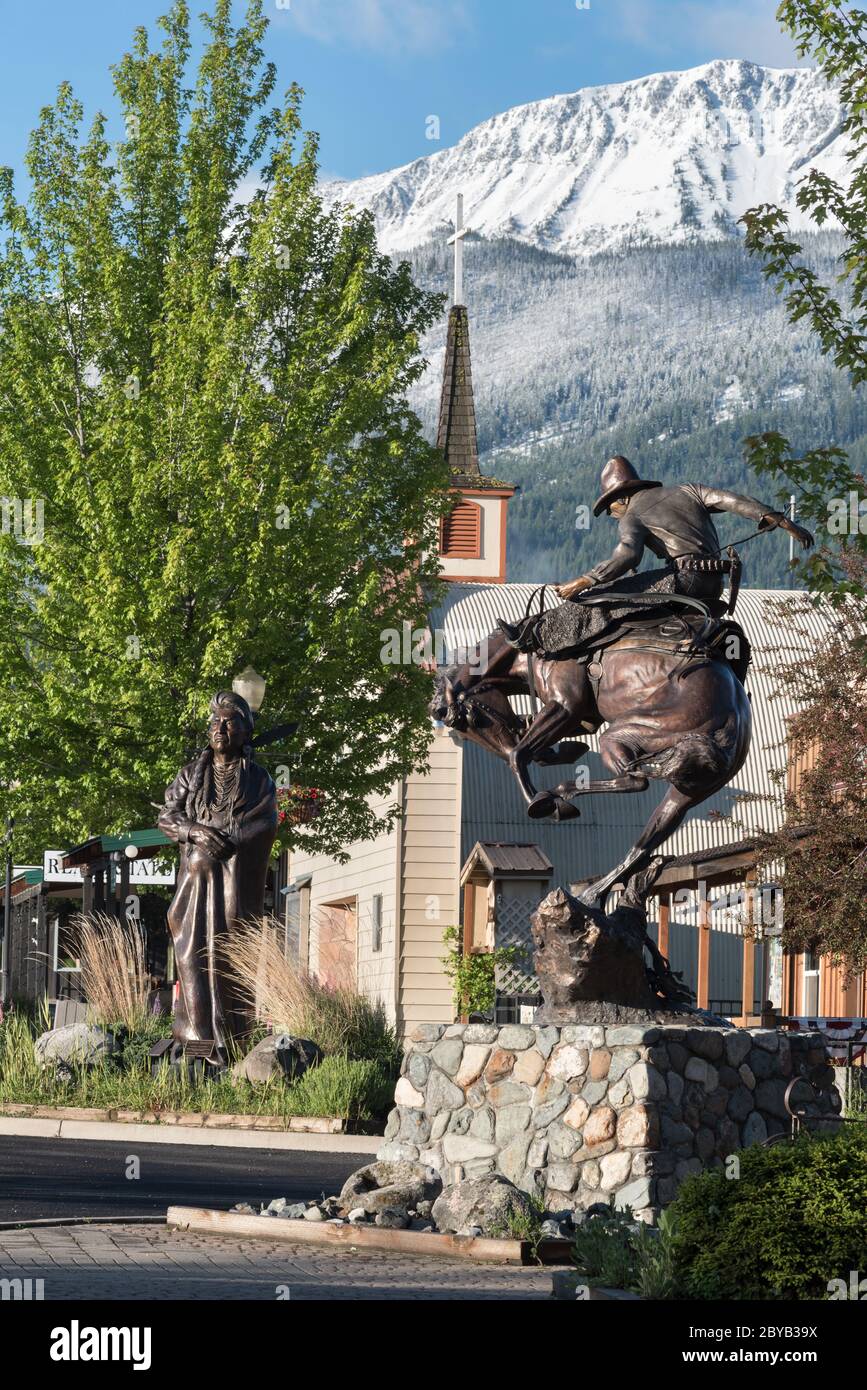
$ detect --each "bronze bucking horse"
[432,458,813,910]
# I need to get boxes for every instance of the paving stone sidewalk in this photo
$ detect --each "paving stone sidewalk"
[0,1223,553,1300]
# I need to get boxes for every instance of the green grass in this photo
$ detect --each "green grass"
[0,1010,398,1123]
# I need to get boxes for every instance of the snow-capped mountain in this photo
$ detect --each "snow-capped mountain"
[321,60,847,258]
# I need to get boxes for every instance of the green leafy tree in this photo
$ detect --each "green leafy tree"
[742,0,867,598]
[0,0,447,862]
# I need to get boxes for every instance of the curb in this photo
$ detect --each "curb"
[0,1216,168,1231]
[0,1104,377,1135]
[167,1204,554,1264]
[0,1116,381,1153]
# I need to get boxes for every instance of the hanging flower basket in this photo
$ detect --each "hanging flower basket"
[277,786,324,826]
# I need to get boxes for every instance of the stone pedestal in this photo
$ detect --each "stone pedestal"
[379,1021,837,1222]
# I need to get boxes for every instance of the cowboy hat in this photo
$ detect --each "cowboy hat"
[594,455,662,517]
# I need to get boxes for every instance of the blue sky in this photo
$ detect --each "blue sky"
[0,1,805,184]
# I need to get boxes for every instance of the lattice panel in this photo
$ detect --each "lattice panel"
[494,895,539,996]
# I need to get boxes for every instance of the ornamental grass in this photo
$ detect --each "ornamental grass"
[223,918,401,1071]
[69,911,151,1035]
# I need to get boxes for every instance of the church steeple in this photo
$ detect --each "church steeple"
[436,194,514,585]
[436,195,480,478]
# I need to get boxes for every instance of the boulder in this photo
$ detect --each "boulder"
[338,1160,442,1217]
[432,1174,534,1237]
[231,1033,322,1085]
[35,1023,117,1069]
[375,1207,410,1229]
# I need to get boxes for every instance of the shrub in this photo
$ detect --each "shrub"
[224,920,401,1071]
[572,1205,642,1291]
[632,1209,681,1300]
[440,926,521,1017]
[286,1055,394,1122]
[112,1014,173,1069]
[670,1128,867,1300]
[570,1204,685,1298]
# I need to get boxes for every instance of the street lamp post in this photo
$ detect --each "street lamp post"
[1,815,13,1003]
[231,666,267,716]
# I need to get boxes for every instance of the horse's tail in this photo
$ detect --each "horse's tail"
[634,732,734,796]
[711,619,752,686]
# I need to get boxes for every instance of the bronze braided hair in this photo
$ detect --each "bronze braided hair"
[184,691,255,831]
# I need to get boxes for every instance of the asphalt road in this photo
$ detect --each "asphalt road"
[0,1135,371,1223]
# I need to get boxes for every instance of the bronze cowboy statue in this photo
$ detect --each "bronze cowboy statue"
[432,456,813,908]
[158,691,278,1064]
[500,455,813,663]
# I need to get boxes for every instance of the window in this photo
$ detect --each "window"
[284,880,311,966]
[803,950,821,1016]
[372,894,383,953]
[51,916,81,975]
[440,499,481,559]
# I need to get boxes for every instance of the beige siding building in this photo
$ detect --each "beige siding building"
[400,740,463,1028]
[288,739,462,1033]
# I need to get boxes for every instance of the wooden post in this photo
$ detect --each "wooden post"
[741,872,757,1023]
[462,882,475,957]
[93,860,106,912]
[657,895,670,960]
[697,894,710,1011]
[119,855,131,918]
[460,881,476,1023]
[81,864,94,915]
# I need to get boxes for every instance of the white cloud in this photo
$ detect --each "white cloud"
[611,0,809,68]
[283,0,473,56]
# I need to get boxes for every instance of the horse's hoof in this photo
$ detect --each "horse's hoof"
[558,740,590,761]
[527,792,580,821]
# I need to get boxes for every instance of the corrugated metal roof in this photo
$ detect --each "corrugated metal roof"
[462,841,554,878]
[429,583,833,883]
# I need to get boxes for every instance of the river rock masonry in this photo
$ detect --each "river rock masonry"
[378,1021,836,1223]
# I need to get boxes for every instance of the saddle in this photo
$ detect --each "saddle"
[590,612,752,686]
[499,549,743,658]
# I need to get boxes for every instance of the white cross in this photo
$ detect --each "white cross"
[447,193,469,306]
